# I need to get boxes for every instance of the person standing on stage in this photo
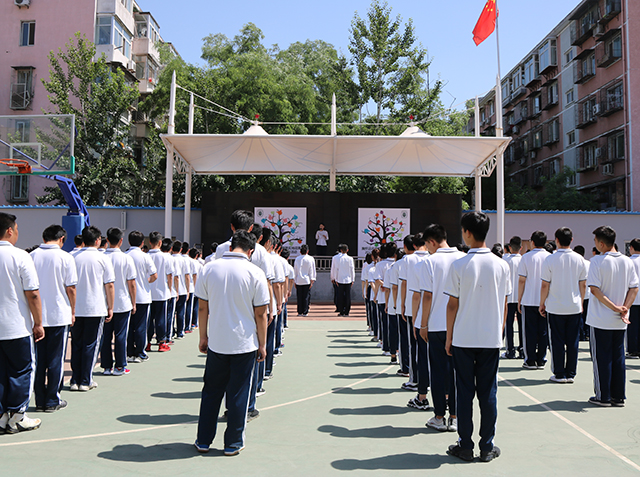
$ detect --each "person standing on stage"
[315,224,329,256]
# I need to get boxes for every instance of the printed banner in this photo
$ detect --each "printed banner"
[255,207,307,257]
[358,208,410,256]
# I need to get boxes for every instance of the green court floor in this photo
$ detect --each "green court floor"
[2,308,640,476]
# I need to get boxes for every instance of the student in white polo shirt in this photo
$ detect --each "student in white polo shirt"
[444,211,510,463]
[0,213,43,434]
[361,253,373,332]
[265,233,285,379]
[406,233,429,396]
[126,231,157,362]
[188,248,203,330]
[102,227,136,376]
[194,230,269,456]
[71,225,115,392]
[627,239,640,358]
[161,238,177,344]
[294,244,316,316]
[539,227,587,384]
[518,231,550,369]
[586,226,638,407]
[171,240,190,340]
[70,235,83,257]
[334,244,355,316]
[147,232,173,352]
[384,247,404,367]
[31,225,77,411]
[181,241,196,332]
[375,243,397,357]
[397,236,419,390]
[389,250,410,377]
[502,236,523,359]
[420,224,465,430]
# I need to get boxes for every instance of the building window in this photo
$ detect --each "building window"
[489,101,494,117]
[566,90,574,105]
[20,21,35,47]
[608,132,624,161]
[10,176,29,203]
[532,94,541,115]
[10,68,34,110]
[539,40,557,71]
[512,67,522,89]
[113,20,133,59]
[547,119,560,144]
[15,119,30,142]
[565,49,574,65]
[96,16,112,45]
[533,129,543,149]
[567,130,576,145]
[524,56,539,84]
[547,82,558,105]
[549,159,560,177]
[502,80,511,100]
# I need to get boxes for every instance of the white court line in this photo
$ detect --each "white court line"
[0,365,394,448]
[498,375,640,472]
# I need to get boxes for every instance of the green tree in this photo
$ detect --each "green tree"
[39,33,142,206]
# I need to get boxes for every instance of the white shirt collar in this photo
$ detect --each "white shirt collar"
[222,251,250,261]
[39,243,60,250]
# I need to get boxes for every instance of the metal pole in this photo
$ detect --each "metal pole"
[474,96,482,211]
[164,70,177,239]
[184,92,194,243]
[330,93,337,191]
[496,75,505,245]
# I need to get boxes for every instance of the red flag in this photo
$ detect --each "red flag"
[473,0,498,46]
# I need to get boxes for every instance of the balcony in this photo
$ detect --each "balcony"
[596,38,622,68]
[576,143,598,172]
[571,9,600,46]
[600,0,621,24]
[511,85,527,101]
[599,84,624,117]
[533,164,549,187]
[574,58,596,84]
[575,97,598,128]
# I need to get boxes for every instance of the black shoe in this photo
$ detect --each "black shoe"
[45,400,68,413]
[611,398,625,407]
[479,446,501,462]
[447,443,474,462]
[390,357,398,364]
[247,409,260,421]
[588,396,611,407]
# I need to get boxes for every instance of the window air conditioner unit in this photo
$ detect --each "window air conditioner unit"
[603,163,614,175]
[594,24,605,37]
[127,60,136,72]
[595,147,603,159]
[15,0,30,6]
[593,104,601,115]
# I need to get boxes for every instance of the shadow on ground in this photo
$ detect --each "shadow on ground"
[187,364,205,369]
[331,453,451,470]
[332,387,401,395]
[330,373,394,380]
[334,362,389,368]
[330,405,412,416]
[151,391,201,399]
[98,443,224,462]
[498,377,552,387]
[117,413,198,425]
[327,353,382,358]
[331,339,371,344]
[509,400,590,413]
[173,376,203,383]
[318,424,428,439]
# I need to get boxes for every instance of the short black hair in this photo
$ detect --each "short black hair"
[461,211,490,242]
[396,249,405,261]
[149,231,163,246]
[0,213,16,237]
[555,227,573,247]
[231,230,256,252]
[161,238,173,252]
[74,234,84,246]
[491,243,503,258]
[412,232,426,248]
[382,242,397,258]
[260,228,272,247]
[107,227,124,246]
[281,249,290,259]
[593,226,616,247]
[128,230,144,247]
[42,224,67,242]
[423,224,447,244]
[630,239,640,252]
[300,244,309,254]
[403,235,415,250]
[531,230,547,247]
[82,225,102,246]
[509,236,522,249]
[171,240,182,252]
[574,245,585,257]
[592,246,600,255]
[188,248,198,259]
[249,223,263,241]
[100,237,108,249]
[339,243,349,253]
[457,243,470,253]
[210,241,218,252]
[365,252,372,264]
[544,242,556,253]
[181,241,189,254]
[230,210,254,232]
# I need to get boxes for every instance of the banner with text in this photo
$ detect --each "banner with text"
[255,207,307,257]
[358,208,410,256]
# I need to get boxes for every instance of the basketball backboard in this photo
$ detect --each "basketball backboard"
[0,114,75,175]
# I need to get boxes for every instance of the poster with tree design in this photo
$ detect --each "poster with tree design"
[255,207,307,257]
[358,208,410,255]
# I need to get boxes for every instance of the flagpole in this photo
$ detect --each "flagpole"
[495,2,505,245]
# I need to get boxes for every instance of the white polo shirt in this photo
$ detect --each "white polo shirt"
[148,249,173,301]
[182,254,196,293]
[406,250,429,324]
[74,247,115,317]
[172,253,188,296]
[214,239,231,260]
[169,252,179,299]
[195,251,270,354]
[294,254,316,285]
[127,247,158,304]
[383,259,400,314]
[583,258,591,300]
[444,248,511,348]
[631,254,640,306]
[375,258,394,304]
[330,253,340,282]
[0,241,39,340]
[518,248,550,307]
[30,244,77,327]
[361,262,371,283]
[419,247,466,332]
[286,262,295,281]
[271,252,286,284]
[104,248,136,313]
[316,230,329,246]
[587,251,639,330]
[541,248,587,315]
[334,253,355,284]
[504,253,522,304]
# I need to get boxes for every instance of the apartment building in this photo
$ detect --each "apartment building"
[0,0,172,205]
[471,0,640,211]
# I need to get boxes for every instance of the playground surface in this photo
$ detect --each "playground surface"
[2,303,640,476]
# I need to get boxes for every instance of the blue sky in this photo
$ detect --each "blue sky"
[142,0,581,111]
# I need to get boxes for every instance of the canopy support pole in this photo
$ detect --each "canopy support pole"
[474,96,482,212]
[164,70,176,239]
[184,92,194,243]
[495,75,505,245]
[330,93,337,191]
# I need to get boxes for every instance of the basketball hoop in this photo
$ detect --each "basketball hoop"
[0,159,32,174]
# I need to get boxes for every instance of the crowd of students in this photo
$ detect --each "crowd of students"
[362,213,639,462]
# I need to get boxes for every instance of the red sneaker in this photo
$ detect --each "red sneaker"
[158,343,171,352]
[185,329,193,334]
[145,343,152,352]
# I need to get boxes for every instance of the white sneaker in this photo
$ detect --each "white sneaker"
[78,381,98,392]
[447,417,458,432]
[382,351,391,357]
[549,375,568,383]
[368,331,374,336]
[426,416,448,432]
[69,383,79,391]
[376,342,383,348]
[103,368,113,376]
[6,413,41,434]
[566,377,575,384]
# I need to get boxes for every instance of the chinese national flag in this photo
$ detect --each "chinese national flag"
[473,0,498,46]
